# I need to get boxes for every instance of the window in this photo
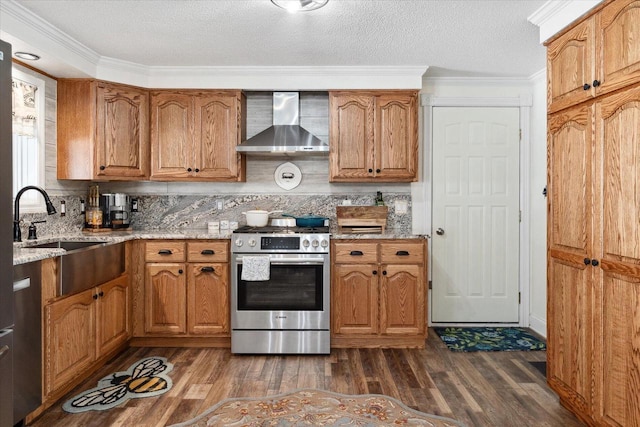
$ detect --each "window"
[12,68,45,212]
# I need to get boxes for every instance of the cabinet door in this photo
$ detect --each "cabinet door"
[144,263,186,334]
[547,18,595,113]
[547,103,595,418]
[45,289,96,395]
[187,263,229,335]
[597,0,640,96]
[379,264,424,335]
[193,92,243,181]
[374,93,418,181]
[329,93,375,181]
[593,85,640,426]
[96,275,130,357]
[332,264,378,335]
[95,83,149,179]
[150,92,193,179]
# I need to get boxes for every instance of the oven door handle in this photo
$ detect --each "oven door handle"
[234,256,326,265]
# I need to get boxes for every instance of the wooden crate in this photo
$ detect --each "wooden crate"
[336,206,388,234]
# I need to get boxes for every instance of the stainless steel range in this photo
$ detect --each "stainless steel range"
[231,225,330,354]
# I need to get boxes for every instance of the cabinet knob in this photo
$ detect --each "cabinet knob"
[368,168,373,173]
[93,294,98,300]
[178,269,183,274]
[195,168,200,172]
[99,165,106,170]
[583,83,591,90]
[382,270,387,276]
[591,259,599,267]
[376,169,381,173]
[187,168,192,172]
[584,258,591,265]
[592,79,601,87]
[99,291,104,297]
[200,266,215,272]
[372,270,378,275]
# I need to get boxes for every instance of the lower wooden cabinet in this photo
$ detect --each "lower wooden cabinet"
[44,274,129,397]
[141,240,230,337]
[331,239,427,347]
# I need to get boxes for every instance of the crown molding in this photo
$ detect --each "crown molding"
[0,0,426,88]
[528,0,602,43]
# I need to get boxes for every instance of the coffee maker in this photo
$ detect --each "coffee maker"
[100,193,131,229]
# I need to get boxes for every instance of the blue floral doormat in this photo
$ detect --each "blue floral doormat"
[433,327,546,352]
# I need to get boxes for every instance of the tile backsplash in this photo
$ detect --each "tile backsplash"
[16,193,412,238]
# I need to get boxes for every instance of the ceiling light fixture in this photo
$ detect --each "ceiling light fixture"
[14,52,40,61]
[271,0,329,13]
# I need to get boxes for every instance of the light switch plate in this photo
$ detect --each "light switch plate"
[394,200,408,215]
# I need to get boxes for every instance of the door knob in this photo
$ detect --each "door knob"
[436,228,445,235]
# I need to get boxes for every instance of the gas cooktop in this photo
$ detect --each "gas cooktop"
[233,225,330,234]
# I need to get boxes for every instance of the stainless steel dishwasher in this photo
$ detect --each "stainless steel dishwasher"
[12,261,42,425]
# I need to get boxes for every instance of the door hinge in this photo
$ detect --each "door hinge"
[518,292,521,304]
[428,280,432,290]
[519,210,522,222]
[519,129,522,141]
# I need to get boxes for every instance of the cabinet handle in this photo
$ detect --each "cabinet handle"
[200,266,215,272]
[592,79,601,87]
[187,168,192,172]
[350,250,364,256]
[178,269,183,274]
[591,259,599,267]
[372,270,378,275]
[583,83,591,90]
[201,249,215,255]
[368,168,373,173]
[158,249,173,255]
[396,250,410,256]
[382,270,387,276]
[98,291,104,297]
[584,258,591,265]
[376,169,381,173]
[195,168,200,172]
[93,294,98,300]
[99,165,106,170]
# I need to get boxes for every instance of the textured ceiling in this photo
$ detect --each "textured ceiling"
[11,0,546,78]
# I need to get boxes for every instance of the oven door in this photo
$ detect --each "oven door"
[231,253,330,330]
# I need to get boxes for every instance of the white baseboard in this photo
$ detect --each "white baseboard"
[529,315,547,338]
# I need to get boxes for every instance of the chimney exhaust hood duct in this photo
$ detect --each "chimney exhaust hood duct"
[236,92,328,156]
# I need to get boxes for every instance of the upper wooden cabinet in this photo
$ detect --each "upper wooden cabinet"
[150,90,246,181]
[57,80,150,180]
[329,91,418,182]
[547,0,640,113]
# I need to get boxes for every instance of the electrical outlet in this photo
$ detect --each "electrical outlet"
[342,199,352,206]
[394,200,408,215]
[216,199,224,210]
[131,199,139,212]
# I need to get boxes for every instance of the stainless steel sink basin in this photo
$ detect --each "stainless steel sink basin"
[27,240,106,251]
[26,240,125,296]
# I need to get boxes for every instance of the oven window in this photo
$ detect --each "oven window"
[237,264,323,311]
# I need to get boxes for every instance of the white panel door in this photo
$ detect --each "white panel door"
[431,107,520,323]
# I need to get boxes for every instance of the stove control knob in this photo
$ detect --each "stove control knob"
[234,238,243,247]
[302,239,310,248]
[248,238,257,247]
[312,239,319,248]
[320,239,329,248]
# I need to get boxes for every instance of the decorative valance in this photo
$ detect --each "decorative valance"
[12,78,37,136]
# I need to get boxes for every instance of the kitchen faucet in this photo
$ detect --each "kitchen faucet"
[13,185,57,242]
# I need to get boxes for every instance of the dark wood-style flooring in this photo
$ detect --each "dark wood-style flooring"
[31,329,583,427]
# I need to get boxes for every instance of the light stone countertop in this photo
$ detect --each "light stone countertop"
[13,228,424,265]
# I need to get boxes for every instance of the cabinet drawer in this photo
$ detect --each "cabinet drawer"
[187,241,228,262]
[380,242,424,264]
[145,241,186,262]
[333,242,378,263]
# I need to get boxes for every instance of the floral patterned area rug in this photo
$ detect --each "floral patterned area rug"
[433,327,546,352]
[169,389,467,427]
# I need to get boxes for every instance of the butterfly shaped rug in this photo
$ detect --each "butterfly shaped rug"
[62,356,174,413]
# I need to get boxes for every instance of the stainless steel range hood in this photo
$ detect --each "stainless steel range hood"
[236,92,328,155]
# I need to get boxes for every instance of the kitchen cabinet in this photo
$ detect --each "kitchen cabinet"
[329,91,418,182]
[44,274,129,397]
[142,240,230,337]
[57,79,150,180]
[150,90,246,181]
[331,239,426,347]
[546,2,640,423]
[546,0,640,113]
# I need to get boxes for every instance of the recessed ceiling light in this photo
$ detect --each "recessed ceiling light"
[14,52,40,61]
[271,0,328,12]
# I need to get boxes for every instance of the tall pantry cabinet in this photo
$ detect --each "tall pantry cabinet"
[546,0,640,425]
